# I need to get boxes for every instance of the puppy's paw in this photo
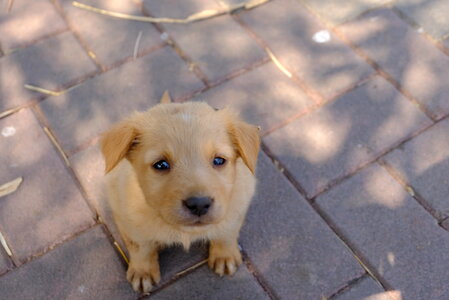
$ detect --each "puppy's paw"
[208,241,242,276]
[126,262,160,293]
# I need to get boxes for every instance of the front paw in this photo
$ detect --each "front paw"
[208,241,242,276]
[126,262,160,293]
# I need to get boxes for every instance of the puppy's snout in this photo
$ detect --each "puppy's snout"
[183,197,213,217]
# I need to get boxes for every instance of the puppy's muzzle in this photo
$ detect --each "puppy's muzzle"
[183,196,213,217]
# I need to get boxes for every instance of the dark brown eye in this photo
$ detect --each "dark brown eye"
[153,160,170,170]
[213,157,226,166]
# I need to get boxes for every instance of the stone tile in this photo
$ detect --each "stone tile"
[339,9,449,120]
[0,249,13,276]
[60,0,162,67]
[0,32,97,112]
[299,0,389,24]
[383,118,449,218]
[39,47,204,152]
[264,76,431,197]
[193,62,315,132]
[333,276,386,300]
[151,265,269,300]
[0,0,66,52]
[240,152,364,299]
[70,144,207,284]
[316,164,449,300]
[0,226,136,299]
[0,109,94,264]
[395,0,449,39]
[239,0,373,99]
[144,1,266,82]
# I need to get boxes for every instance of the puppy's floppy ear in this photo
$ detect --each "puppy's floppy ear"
[228,117,261,174]
[160,90,171,104]
[100,120,138,174]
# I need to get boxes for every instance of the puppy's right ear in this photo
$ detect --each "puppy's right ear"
[100,121,138,174]
[160,90,171,104]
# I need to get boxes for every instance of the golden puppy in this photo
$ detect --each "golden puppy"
[100,92,260,293]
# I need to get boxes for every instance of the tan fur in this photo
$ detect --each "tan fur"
[100,99,260,293]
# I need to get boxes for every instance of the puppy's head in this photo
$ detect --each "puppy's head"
[100,94,260,230]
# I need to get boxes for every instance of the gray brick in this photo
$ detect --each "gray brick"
[383,118,449,218]
[240,152,363,299]
[333,276,386,300]
[61,0,162,67]
[194,62,315,132]
[39,47,205,152]
[0,0,66,52]
[0,109,94,264]
[0,226,136,299]
[299,0,389,24]
[0,32,97,112]
[264,76,431,197]
[239,0,373,99]
[151,265,269,300]
[70,144,207,284]
[316,164,449,300]
[144,1,266,82]
[395,0,449,39]
[339,9,449,120]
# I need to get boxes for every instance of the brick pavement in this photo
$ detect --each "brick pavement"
[1,0,449,299]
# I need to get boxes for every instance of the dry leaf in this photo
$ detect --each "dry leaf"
[265,47,292,78]
[0,177,23,198]
[0,231,12,257]
[113,241,129,264]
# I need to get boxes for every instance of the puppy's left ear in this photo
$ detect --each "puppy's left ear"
[100,120,138,174]
[229,120,261,174]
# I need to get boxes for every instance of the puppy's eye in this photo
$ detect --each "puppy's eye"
[213,157,226,166]
[153,160,170,171]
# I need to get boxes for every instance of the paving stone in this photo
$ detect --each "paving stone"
[0,249,13,276]
[70,144,208,284]
[39,47,204,152]
[0,32,97,112]
[264,76,431,197]
[339,9,449,120]
[60,0,162,67]
[0,109,94,264]
[333,276,386,300]
[0,226,136,299]
[395,0,449,39]
[239,152,363,299]
[151,265,269,300]
[299,0,389,24]
[0,0,66,52]
[144,0,266,82]
[193,62,315,132]
[316,164,449,300]
[383,118,449,218]
[239,0,373,99]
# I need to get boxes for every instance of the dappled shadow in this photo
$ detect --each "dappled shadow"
[1,0,449,299]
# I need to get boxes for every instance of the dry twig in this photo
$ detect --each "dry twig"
[72,0,269,24]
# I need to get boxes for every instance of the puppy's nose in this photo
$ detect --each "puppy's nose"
[183,197,213,217]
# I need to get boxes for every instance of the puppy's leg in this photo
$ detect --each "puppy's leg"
[208,237,242,276]
[125,239,160,293]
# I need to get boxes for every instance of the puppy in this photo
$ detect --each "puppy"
[100,92,260,293]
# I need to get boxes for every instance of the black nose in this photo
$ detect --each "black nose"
[183,197,213,217]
